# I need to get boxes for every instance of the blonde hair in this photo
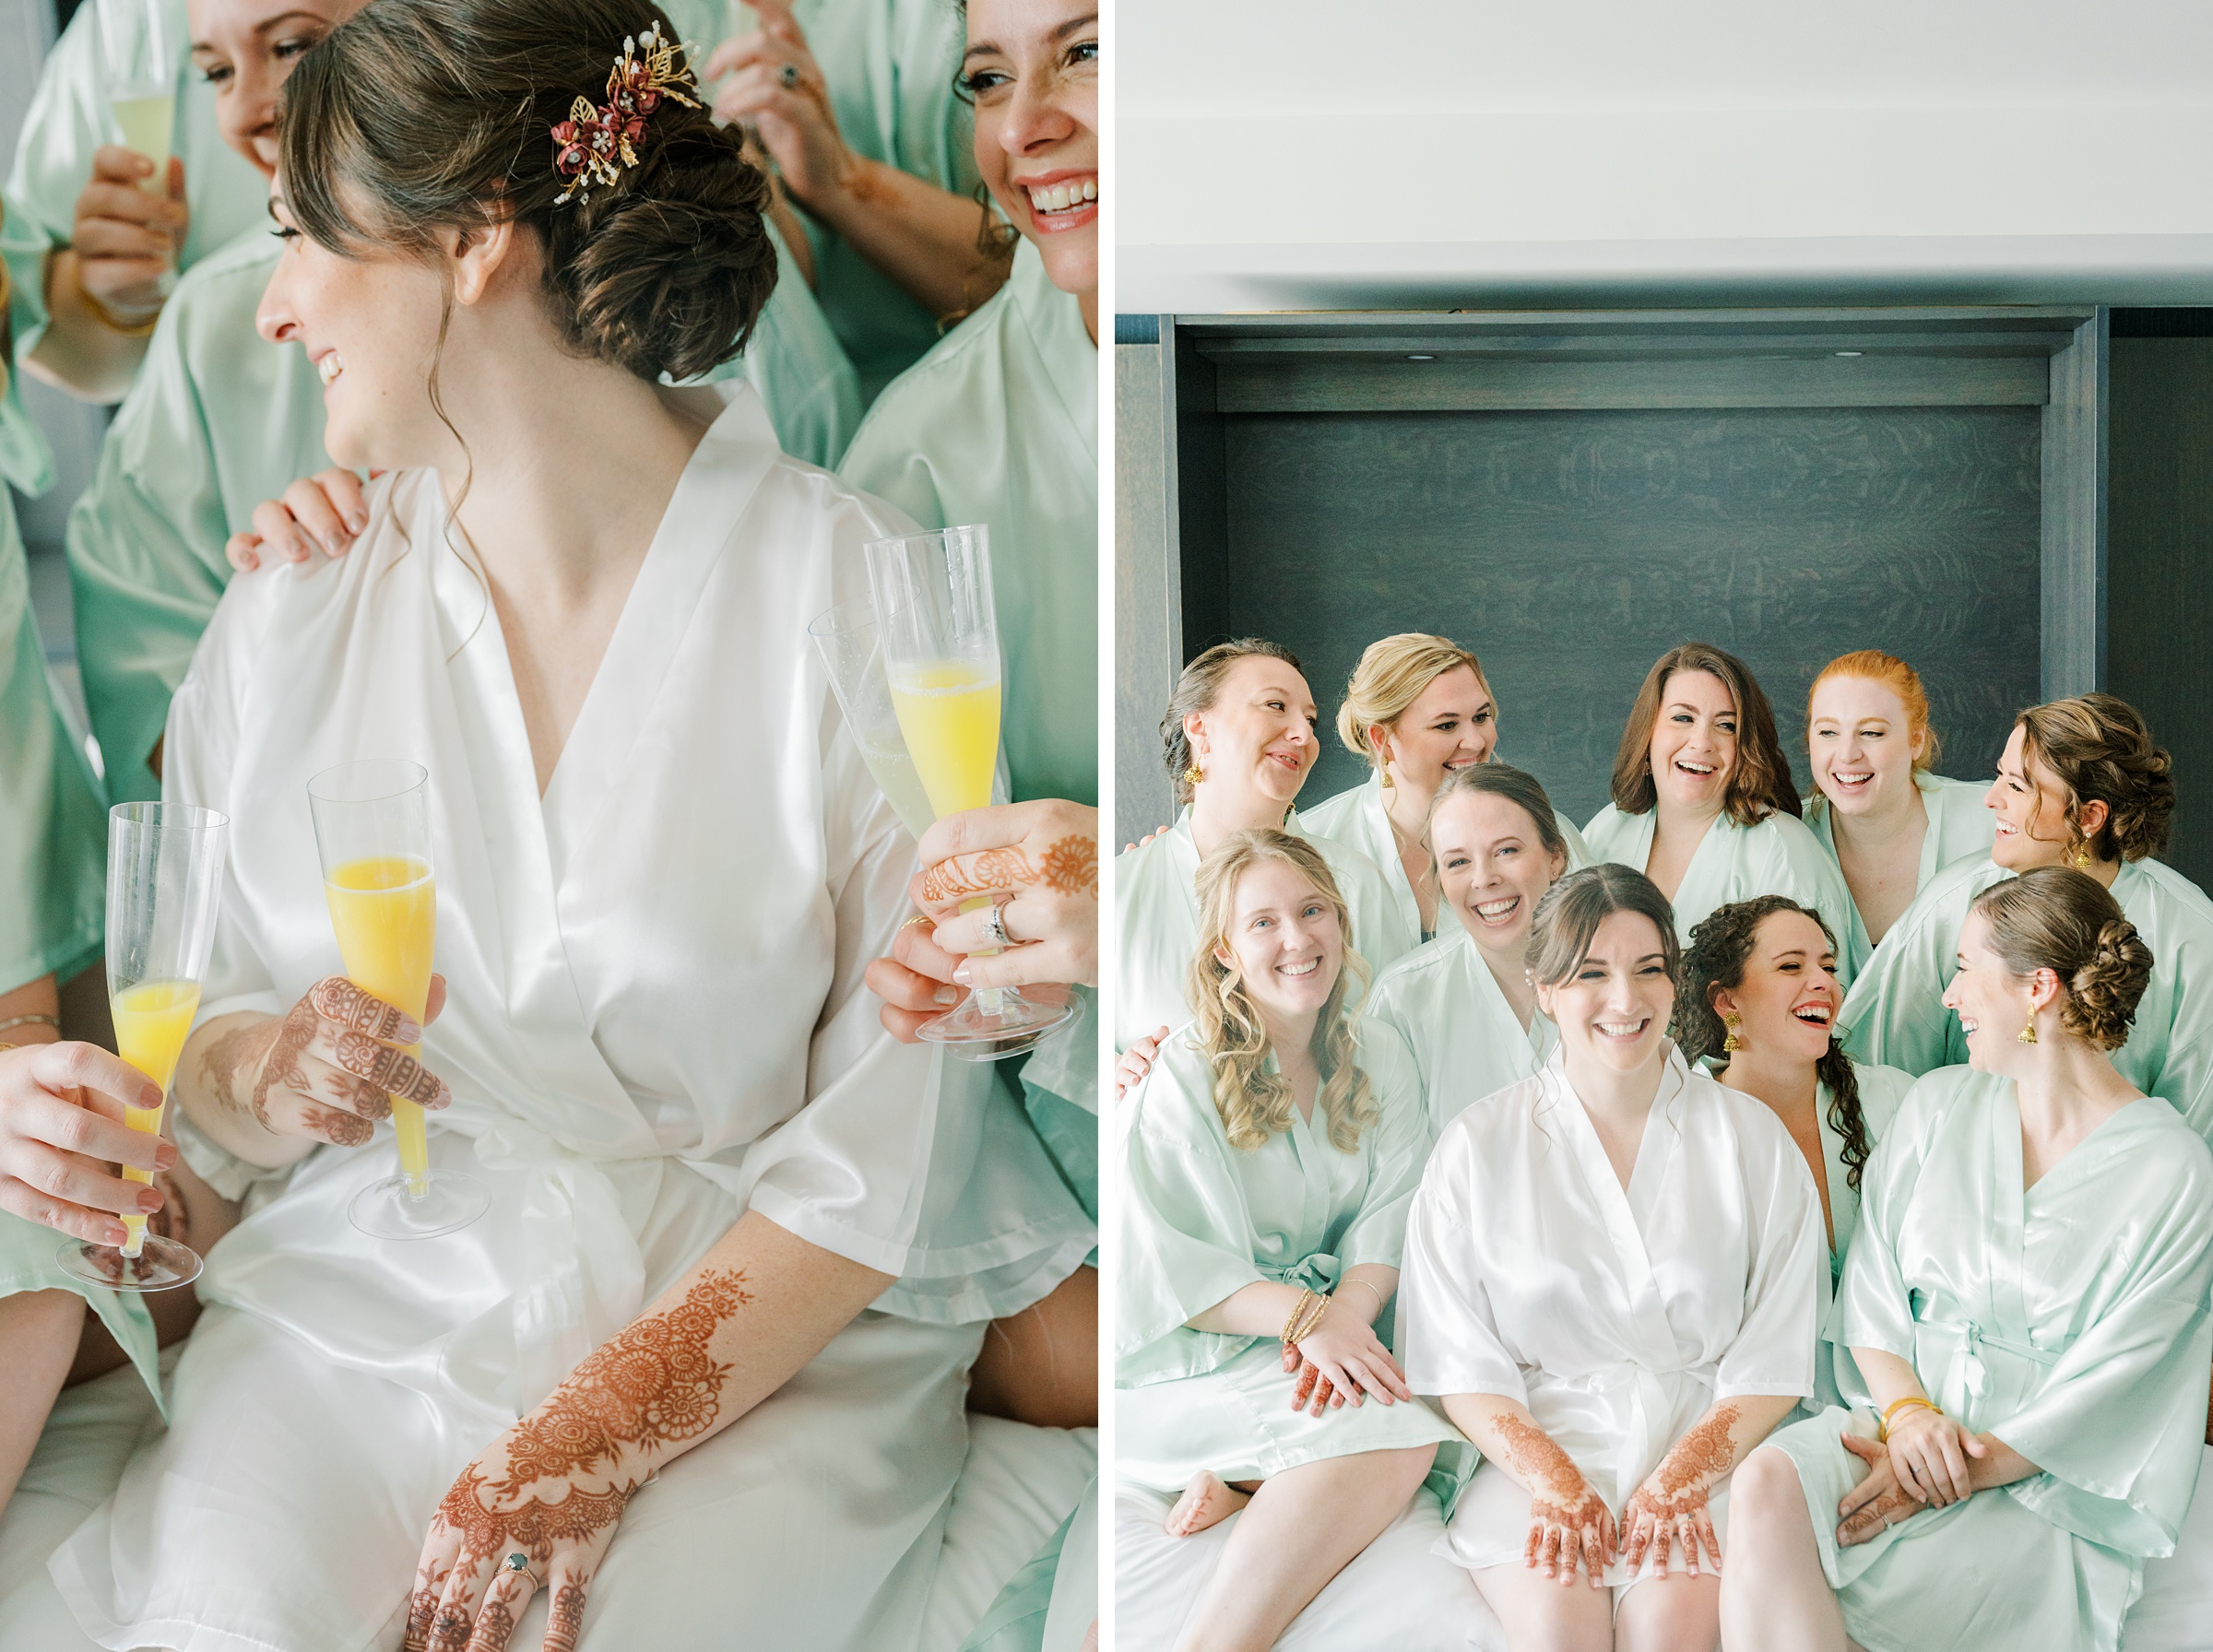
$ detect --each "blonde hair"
[1808,650,1942,772]
[1187,830,1377,1153]
[1334,633,1488,774]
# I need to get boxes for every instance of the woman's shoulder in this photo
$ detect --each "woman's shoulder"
[1430,1068,1547,1160]
[1124,1025,1222,1138]
[839,254,1031,475]
[1681,1060,1799,1158]
[2124,856,2213,934]
[1295,781,1366,841]
[1368,929,1465,1006]
[1848,1061,1919,1141]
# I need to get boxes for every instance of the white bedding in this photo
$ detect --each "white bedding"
[1114,1482,1504,1651]
[0,1364,1095,1652]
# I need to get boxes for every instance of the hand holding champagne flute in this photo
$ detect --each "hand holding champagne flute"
[56,802,225,1292]
[308,761,487,1240]
[863,526,1074,1056]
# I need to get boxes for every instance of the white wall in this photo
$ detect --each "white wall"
[1118,0,2213,311]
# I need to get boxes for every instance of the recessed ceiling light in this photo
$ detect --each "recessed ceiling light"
[1407,353,1436,360]
[1835,350,1864,358]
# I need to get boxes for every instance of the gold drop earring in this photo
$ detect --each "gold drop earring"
[2018,1017,2038,1044]
[1722,1011,1745,1053]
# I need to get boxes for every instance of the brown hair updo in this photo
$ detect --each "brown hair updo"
[1678,896,1871,1190]
[1159,638,1306,808]
[1970,866,2155,1051]
[2014,694,2176,865]
[278,0,777,385]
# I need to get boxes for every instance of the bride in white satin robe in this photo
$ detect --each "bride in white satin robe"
[48,384,1090,1649]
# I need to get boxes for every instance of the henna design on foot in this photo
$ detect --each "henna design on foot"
[1039,834,1098,898]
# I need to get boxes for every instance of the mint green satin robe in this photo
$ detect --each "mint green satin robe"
[1837,856,2213,1141]
[1763,1068,2213,1652]
[1298,772,1592,946]
[1584,802,1860,986]
[1114,1020,1459,1492]
[1367,922,1557,1143]
[2,0,269,370]
[0,372,160,1406]
[1805,772,1996,979]
[734,0,978,400]
[67,215,856,805]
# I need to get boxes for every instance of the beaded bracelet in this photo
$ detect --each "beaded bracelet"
[0,1012,61,1037]
[1281,1289,1331,1349]
[1878,1396,1939,1442]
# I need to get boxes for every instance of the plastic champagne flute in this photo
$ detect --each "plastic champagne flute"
[95,0,179,191]
[863,525,1075,1056]
[56,802,227,1292]
[308,761,488,1240]
[809,596,941,842]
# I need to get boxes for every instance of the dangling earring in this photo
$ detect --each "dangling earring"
[1722,1012,1745,1054]
[1183,761,1206,788]
[2073,846,2092,869]
[1379,766,1395,792]
[2018,1017,2038,1044]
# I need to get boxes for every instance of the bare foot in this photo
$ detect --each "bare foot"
[1166,1470,1251,1537]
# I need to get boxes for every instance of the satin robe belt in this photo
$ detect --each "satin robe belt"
[1912,1305,2058,1411]
[1259,1253,1343,1297]
[1533,1360,1715,1508]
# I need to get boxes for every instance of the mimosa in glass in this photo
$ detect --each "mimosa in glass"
[57,802,226,1292]
[308,761,487,1239]
[95,0,178,191]
[864,526,1075,1056]
[809,596,936,840]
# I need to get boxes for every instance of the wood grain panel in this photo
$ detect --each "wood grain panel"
[1216,407,2044,829]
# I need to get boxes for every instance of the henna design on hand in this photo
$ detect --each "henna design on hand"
[403,1560,449,1652]
[310,974,416,1041]
[199,1016,281,1130]
[921,846,1035,904]
[427,1602,474,1652]
[1624,1402,1739,1572]
[469,1594,516,1648]
[542,1581,586,1652]
[1039,835,1098,898]
[251,999,321,1130]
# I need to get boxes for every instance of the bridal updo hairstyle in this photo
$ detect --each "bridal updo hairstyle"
[1971,866,2155,1052]
[278,0,777,384]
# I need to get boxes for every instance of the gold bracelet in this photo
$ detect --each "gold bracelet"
[1878,1396,1938,1442]
[78,277,161,337]
[1280,1288,1318,1347]
[1343,1278,1386,1320]
[0,1012,61,1036]
[1284,1290,1331,1348]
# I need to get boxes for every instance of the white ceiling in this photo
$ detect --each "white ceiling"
[1117,0,2213,312]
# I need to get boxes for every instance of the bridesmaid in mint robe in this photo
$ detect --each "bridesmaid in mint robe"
[1722,868,2213,1652]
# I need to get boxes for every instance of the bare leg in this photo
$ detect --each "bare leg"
[0,1288,88,1507]
[1716,1447,1850,1652]
[969,1264,1096,1428]
[1166,1470,1251,1537]
[1615,1569,1722,1651]
[1472,1558,1615,1652]
[1175,1445,1434,1652]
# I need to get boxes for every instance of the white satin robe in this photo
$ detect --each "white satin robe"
[1366,923,1557,1143]
[49,389,1092,1652]
[1763,1068,2213,1652]
[1113,814,1414,1054]
[1582,804,1858,987]
[1298,773,1592,945]
[1838,855,2213,1142]
[1398,1046,1822,1587]
[1804,772,1996,978]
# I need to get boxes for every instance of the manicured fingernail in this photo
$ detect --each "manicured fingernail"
[348,512,368,532]
[933,985,959,1007]
[138,1188,163,1213]
[952,962,974,986]
[156,1143,178,1171]
[105,1223,128,1245]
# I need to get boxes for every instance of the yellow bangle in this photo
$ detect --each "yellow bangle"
[1879,1396,1938,1441]
[1281,1288,1330,1348]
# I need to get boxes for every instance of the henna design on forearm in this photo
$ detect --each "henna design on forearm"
[543,1581,586,1652]
[1646,1402,1739,1505]
[1495,1411,1587,1504]
[1039,834,1098,898]
[495,1268,753,1493]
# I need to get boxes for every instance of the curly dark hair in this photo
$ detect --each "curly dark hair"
[1677,895,1870,1192]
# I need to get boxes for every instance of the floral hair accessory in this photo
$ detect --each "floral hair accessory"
[550,20,700,205]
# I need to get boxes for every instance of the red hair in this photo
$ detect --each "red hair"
[1807,651,1940,772]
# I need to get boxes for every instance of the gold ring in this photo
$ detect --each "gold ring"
[899,914,933,932]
